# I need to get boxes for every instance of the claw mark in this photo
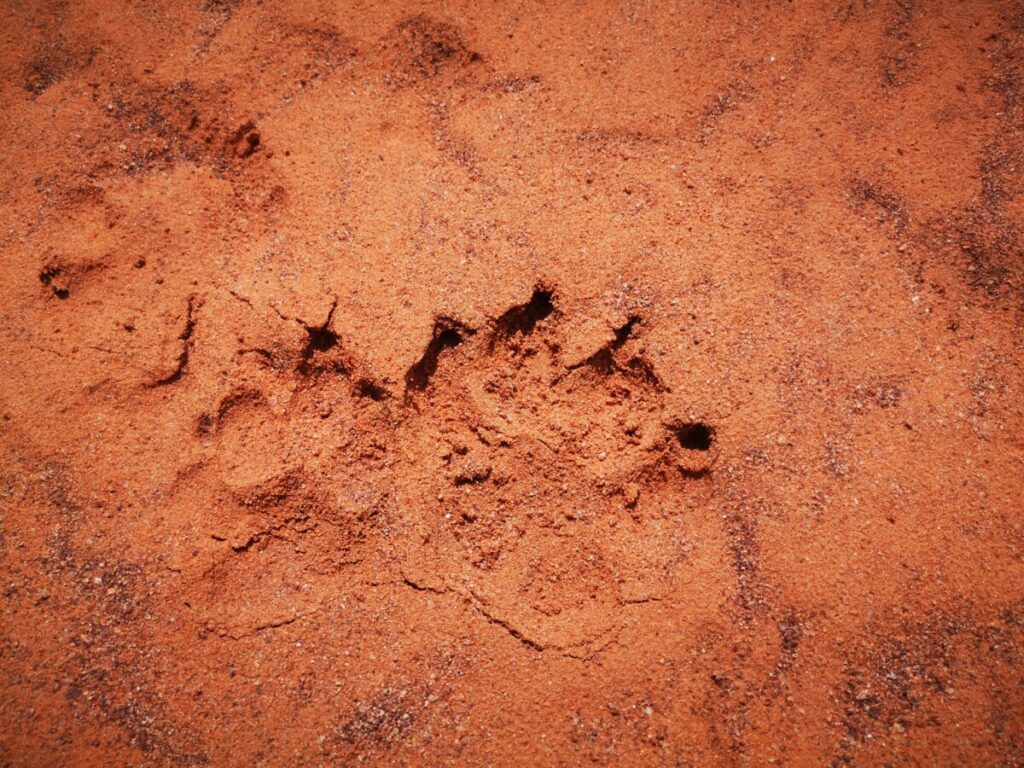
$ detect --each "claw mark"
[489,287,554,347]
[288,299,394,398]
[297,299,341,374]
[405,317,475,392]
[354,378,390,401]
[569,315,641,374]
[559,314,667,390]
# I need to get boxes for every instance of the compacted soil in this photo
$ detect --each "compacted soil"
[2,0,1024,765]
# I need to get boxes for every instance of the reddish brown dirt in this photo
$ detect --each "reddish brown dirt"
[2,1,1024,765]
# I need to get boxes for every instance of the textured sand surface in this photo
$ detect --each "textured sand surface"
[2,1,1024,765]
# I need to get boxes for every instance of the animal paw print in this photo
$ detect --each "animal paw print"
[182,286,717,651]
[393,287,717,656]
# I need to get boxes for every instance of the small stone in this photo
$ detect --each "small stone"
[624,483,640,508]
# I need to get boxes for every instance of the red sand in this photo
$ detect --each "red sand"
[2,1,1024,765]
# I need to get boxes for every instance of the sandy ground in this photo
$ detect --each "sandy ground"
[2,0,1024,765]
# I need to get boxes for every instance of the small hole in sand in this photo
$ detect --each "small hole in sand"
[673,422,714,451]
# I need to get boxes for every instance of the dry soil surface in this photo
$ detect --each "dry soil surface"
[2,1,1024,766]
